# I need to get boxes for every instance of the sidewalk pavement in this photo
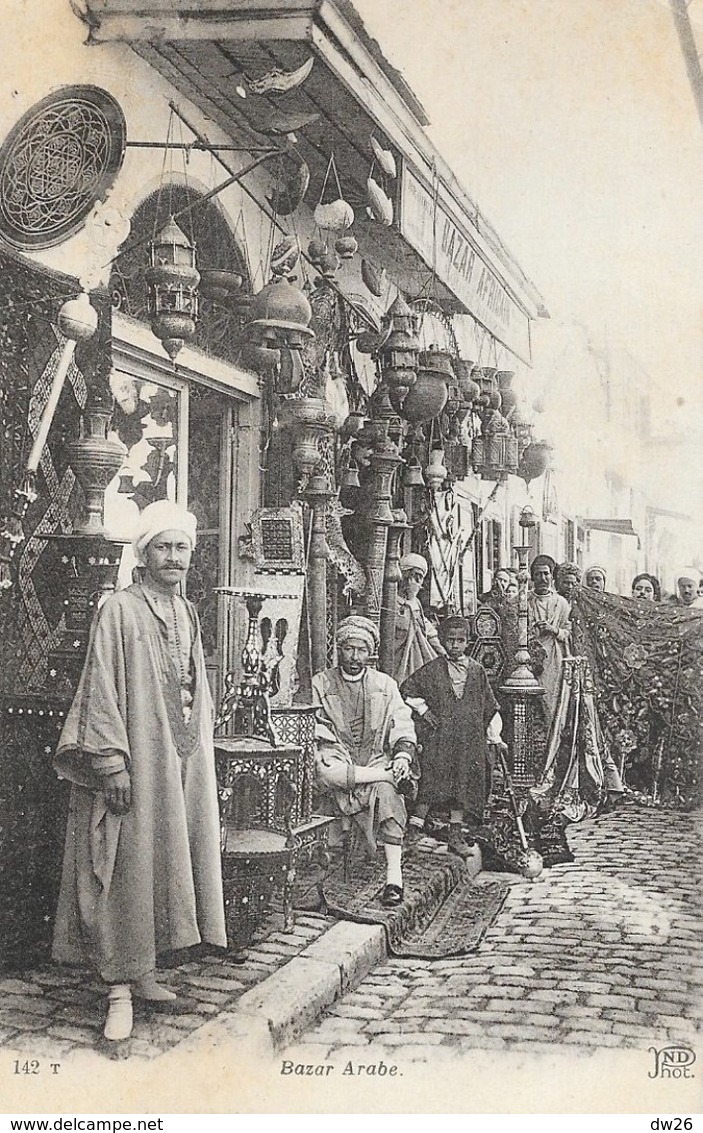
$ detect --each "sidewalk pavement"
[0,899,389,1063]
[1,800,700,1063]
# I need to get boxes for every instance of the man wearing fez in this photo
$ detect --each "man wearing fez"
[312,616,418,907]
[527,554,571,728]
[52,500,226,1043]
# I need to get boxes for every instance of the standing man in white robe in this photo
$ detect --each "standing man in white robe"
[527,554,571,730]
[52,500,226,1043]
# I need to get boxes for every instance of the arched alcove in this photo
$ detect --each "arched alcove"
[110,184,250,366]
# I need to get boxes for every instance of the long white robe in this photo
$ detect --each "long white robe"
[527,589,571,728]
[52,583,226,983]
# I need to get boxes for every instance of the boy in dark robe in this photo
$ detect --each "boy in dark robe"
[400,616,506,858]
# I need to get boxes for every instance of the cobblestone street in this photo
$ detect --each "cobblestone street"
[283,801,702,1063]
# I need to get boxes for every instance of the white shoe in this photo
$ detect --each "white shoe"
[104,985,133,1041]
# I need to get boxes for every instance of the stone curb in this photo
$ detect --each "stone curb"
[177,920,387,1057]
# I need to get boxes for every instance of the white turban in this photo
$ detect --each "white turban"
[399,553,428,578]
[335,615,379,654]
[132,499,197,566]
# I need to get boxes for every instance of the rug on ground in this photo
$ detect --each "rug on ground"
[310,843,508,958]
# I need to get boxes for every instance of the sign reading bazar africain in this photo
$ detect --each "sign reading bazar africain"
[400,163,532,363]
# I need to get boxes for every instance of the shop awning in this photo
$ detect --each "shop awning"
[579,518,640,540]
[82,0,548,363]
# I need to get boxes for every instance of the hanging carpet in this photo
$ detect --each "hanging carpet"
[571,589,703,809]
[299,843,507,958]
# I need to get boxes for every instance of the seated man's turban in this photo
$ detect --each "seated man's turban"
[335,615,379,655]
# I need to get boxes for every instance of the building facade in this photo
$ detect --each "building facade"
[0,0,548,965]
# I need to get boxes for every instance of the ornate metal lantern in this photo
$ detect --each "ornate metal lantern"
[379,294,420,410]
[247,277,314,352]
[495,370,518,419]
[146,216,200,361]
[399,347,451,424]
[425,446,448,491]
[403,456,425,488]
[518,440,553,486]
[455,359,480,405]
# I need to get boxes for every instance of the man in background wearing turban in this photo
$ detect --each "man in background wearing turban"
[584,565,607,593]
[52,499,226,1044]
[671,569,703,609]
[312,616,418,907]
[527,554,571,731]
[393,552,444,685]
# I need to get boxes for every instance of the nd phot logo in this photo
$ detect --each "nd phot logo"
[648,1045,696,1079]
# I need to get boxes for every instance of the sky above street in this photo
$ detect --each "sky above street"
[354,0,702,440]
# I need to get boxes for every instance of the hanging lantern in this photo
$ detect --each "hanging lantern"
[496,371,518,419]
[146,216,200,361]
[424,446,448,491]
[335,234,358,259]
[267,154,310,216]
[400,347,451,424]
[518,441,553,486]
[199,269,243,306]
[318,249,341,278]
[247,276,314,351]
[314,198,354,232]
[341,459,361,489]
[380,294,420,409]
[403,457,425,488]
[307,238,326,265]
[455,359,480,405]
[476,365,498,410]
[511,401,533,457]
[488,390,503,411]
[270,235,300,278]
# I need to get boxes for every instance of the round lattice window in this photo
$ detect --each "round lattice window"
[0,85,126,249]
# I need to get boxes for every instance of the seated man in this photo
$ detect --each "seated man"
[311,616,418,908]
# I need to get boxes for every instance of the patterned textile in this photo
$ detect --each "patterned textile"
[318,845,507,958]
[530,656,624,822]
[0,252,90,696]
[570,588,703,809]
